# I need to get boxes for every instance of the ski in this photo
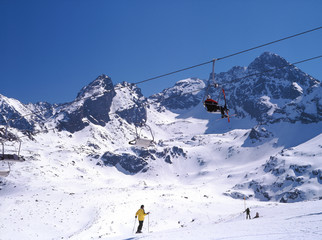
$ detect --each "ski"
[222,88,230,123]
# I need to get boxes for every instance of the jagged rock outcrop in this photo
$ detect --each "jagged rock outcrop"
[100,145,187,175]
[226,145,322,203]
[101,151,148,174]
[243,126,274,146]
[56,75,116,133]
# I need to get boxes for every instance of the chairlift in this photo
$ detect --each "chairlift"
[203,59,230,122]
[0,140,25,162]
[0,138,25,177]
[129,123,155,148]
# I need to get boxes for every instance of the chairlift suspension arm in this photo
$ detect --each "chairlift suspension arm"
[212,59,216,85]
[204,59,217,103]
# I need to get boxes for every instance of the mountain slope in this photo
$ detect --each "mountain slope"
[0,52,322,239]
[215,52,321,123]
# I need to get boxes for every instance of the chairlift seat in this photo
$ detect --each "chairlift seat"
[129,122,155,148]
[0,154,25,162]
[135,138,154,148]
[129,138,154,148]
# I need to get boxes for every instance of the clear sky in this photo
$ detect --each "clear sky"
[1,0,322,104]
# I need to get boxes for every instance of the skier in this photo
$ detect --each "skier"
[253,212,259,219]
[204,95,228,118]
[244,207,251,220]
[135,205,150,234]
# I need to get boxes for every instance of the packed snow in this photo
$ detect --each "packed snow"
[1,106,321,239]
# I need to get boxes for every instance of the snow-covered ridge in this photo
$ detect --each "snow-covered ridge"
[0,52,322,239]
[150,78,205,110]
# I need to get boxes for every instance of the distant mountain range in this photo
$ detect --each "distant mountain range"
[1,52,321,132]
[1,52,321,203]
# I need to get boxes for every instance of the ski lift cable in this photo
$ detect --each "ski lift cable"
[134,26,322,85]
[12,53,322,140]
[2,26,321,123]
[216,26,322,61]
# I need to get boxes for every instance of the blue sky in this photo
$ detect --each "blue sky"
[1,0,322,104]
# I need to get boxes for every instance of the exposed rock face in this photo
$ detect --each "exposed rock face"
[227,151,322,203]
[243,126,274,146]
[56,75,116,133]
[101,151,148,174]
[101,146,187,174]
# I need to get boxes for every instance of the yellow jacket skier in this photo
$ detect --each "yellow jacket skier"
[135,205,150,233]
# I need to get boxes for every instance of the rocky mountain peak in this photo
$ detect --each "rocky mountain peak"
[194,52,321,123]
[56,74,116,133]
[76,74,114,100]
[248,52,289,72]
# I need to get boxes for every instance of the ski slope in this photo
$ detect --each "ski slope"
[1,109,322,239]
[1,160,322,240]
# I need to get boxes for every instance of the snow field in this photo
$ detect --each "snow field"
[1,96,322,239]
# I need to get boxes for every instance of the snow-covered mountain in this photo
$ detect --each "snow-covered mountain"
[217,52,321,123]
[3,52,321,131]
[153,52,321,124]
[150,77,205,110]
[1,52,321,239]
[0,94,51,131]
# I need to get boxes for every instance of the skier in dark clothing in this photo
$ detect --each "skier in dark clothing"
[253,212,259,219]
[244,207,251,220]
[204,95,228,118]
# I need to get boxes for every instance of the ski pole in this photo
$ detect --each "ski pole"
[244,196,246,210]
[133,217,137,234]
